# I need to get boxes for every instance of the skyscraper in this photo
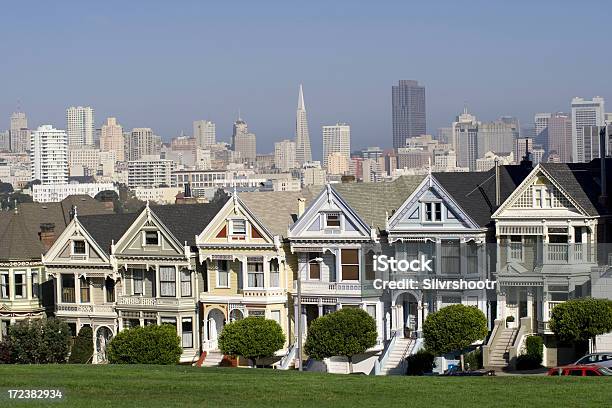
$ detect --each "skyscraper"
[534,113,552,146]
[274,140,297,171]
[548,113,572,163]
[126,128,160,161]
[9,111,30,153]
[571,97,605,162]
[66,106,95,147]
[452,108,479,170]
[193,120,216,149]
[100,117,124,161]
[232,117,256,164]
[322,123,351,169]
[392,80,426,149]
[295,84,312,165]
[30,125,69,185]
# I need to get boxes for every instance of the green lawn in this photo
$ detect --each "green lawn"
[0,365,610,408]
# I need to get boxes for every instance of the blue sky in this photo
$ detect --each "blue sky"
[0,0,610,159]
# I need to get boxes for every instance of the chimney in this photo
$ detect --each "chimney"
[297,197,306,218]
[39,223,56,252]
[599,126,607,206]
[494,158,501,207]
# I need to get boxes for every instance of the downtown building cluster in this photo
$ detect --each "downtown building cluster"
[1,152,612,372]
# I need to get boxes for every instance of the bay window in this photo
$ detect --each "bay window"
[180,269,191,297]
[160,266,176,297]
[247,262,264,288]
[80,276,90,303]
[341,249,359,281]
[216,260,229,287]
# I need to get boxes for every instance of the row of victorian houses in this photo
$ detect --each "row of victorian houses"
[2,156,612,371]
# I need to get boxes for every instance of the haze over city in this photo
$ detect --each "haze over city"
[1,0,610,158]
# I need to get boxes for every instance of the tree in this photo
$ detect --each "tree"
[69,326,94,363]
[218,317,285,367]
[304,308,377,373]
[107,324,181,365]
[549,298,612,344]
[423,304,488,370]
[8,318,71,364]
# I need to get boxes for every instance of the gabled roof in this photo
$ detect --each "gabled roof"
[239,189,318,237]
[539,163,601,216]
[434,165,531,228]
[332,176,425,230]
[78,212,140,255]
[0,195,113,261]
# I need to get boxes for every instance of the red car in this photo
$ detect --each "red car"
[547,364,612,376]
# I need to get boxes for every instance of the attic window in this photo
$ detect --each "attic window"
[424,202,442,222]
[73,240,86,255]
[325,213,341,228]
[230,219,247,236]
[145,231,159,245]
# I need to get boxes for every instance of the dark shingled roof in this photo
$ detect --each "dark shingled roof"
[540,162,602,216]
[78,197,231,252]
[332,176,426,230]
[433,165,532,228]
[0,195,113,261]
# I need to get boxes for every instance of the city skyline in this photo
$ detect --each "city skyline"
[1,1,610,158]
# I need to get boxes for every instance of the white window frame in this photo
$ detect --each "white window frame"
[181,317,193,348]
[143,230,161,246]
[132,268,144,296]
[269,259,280,288]
[159,266,177,297]
[0,272,8,299]
[216,260,230,288]
[14,271,25,299]
[180,269,192,297]
[324,212,341,229]
[31,270,39,299]
[71,239,87,256]
[508,235,524,262]
[229,219,247,236]
[423,202,443,223]
[247,261,264,289]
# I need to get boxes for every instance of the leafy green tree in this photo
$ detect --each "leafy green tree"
[219,317,285,367]
[516,335,543,370]
[107,324,182,365]
[305,308,377,373]
[8,318,71,364]
[549,298,612,344]
[423,304,487,369]
[69,326,94,363]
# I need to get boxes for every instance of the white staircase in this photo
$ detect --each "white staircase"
[487,328,517,368]
[380,337,412,375]
[202,351,224,367]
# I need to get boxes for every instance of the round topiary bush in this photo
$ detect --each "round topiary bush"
[69,326,93,364]
[423,304,488,356]
[107,324,182,365]
[219,317,285,367]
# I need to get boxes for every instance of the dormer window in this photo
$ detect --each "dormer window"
[424,202,442,222]
[72,240,86,255]
[325,213,341,228]
[230,219,247,236]
[145,231,159,246]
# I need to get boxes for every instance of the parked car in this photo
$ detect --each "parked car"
[547,365,612,376]
[573,352,612,369]
[442,365,495,376]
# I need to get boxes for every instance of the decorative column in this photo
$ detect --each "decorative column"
[175,265,180,298]
[55,275,61,304]
[74,273,81,304]
[155,265,161,298]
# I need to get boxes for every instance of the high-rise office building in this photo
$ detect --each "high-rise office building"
[193,120,216,149]
[126,128,160,161]
[295,85,312,165]
[30,125,69,185]
[478,119,518,157]
[66,106,95,147]
[582,125,612,162]
[571,97,605,162]
[274,139,297,171]
[534,113,552,147]
[547,113,572,163]
[452,108,479,171]
[100,117,124,161]
[9,111,30,153]
[392,80,426,149]
[514,137,533,164]
[231,117,256,164]
[322,123,351,169]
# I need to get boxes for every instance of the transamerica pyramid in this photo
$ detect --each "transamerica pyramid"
[295,84,312,165]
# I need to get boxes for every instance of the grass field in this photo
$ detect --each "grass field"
[0,365,610,408]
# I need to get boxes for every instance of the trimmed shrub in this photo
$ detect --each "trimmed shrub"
[0,339,14,364]
[8,318,71,364]
[107,324,181,365]
[423,304,488,355]
[69,326,93,364]
[305,308,377,373]
[549,298,612,343]
[219,317,285,367]
[406,349,435,375]
[516,335,543,370]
